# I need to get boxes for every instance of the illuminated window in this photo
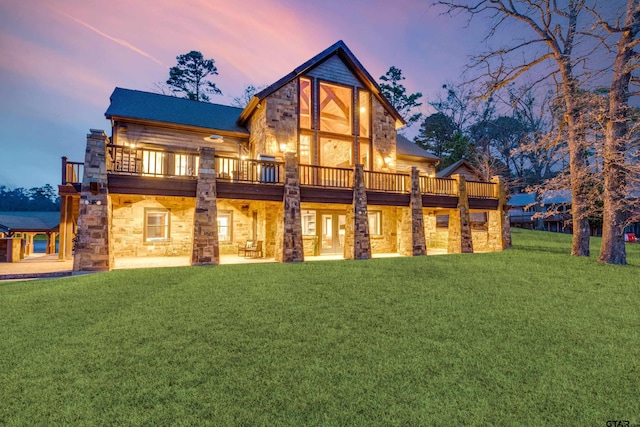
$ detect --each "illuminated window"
[320,82,352,135]
[359,90,370,138]
[320,137,352,168]
[217,211,233,242]
[368,211,381,235]
[145,209,170,241]
[359,140,370,169]
[142,150,164,175]
[299,134,313,165]
[301,210,316,236]
[175,154,199,176]
[300,78,312,129]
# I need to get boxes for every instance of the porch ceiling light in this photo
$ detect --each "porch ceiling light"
[204,134,224,142]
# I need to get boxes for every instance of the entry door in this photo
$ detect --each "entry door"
[320,212,346,254]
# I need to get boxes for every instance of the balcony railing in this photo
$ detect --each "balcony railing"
[365,171,409,193]
[467,181,496,199]
[61,156,84,185]
[108,144,200,178]
[299,164,353,188]
[215,156,284,184]
[419,176,457,196]
[95,144,499,198]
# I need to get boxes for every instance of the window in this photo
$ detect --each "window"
[299,134,313,165]
[470,212,488,231]
[319,82,352,135]
[145,209,170,241]
[368,211,381,235]
[175,154,199,176]
[300,78,312,129]
[358,90,370,138]
[217,211,233,242]
[436,214,449,229]
[320,137,352,168]
[301,210,316,236]
[142,150,164,176]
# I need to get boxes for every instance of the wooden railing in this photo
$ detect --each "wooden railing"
[108,144,199,178]
[365,171,409,192]
[61,156,84,185]
[299,164,353,188]
[419,177,457,196]
[467,181,496,199]
[215,156,284,184]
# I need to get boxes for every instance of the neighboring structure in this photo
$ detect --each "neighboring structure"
[61,40,510,272]
[437,159,484,181]
[508,190,577,233]
[0,211,60,261]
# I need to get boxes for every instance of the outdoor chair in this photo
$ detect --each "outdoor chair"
[238,240,255,256]
[244,240,263,258]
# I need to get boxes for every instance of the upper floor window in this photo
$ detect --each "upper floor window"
[359,90,370,138]
[300,78,312,129]
[320,82,352,135]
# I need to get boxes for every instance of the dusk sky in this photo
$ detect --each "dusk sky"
[0,0,493,190]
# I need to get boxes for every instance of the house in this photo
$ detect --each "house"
[60,40,510,272]
[0,211,60,261]
[508,190,576,233]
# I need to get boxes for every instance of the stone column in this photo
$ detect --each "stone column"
[73,129,113,272]
[448,174,473,254]
[488,175,510,250]
[192,147,219,265]
[399,167,427,256]
[275,152,304,262]
[344,165,371,260]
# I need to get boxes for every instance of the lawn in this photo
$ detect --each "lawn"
[1,229,638,426]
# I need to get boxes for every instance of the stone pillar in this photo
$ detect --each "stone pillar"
[344,165,371,260]
[275,152,304,262]
[448,174,473,254]
[73,129,113,272]
[192,147,219,265]
[399,167,427,256]
[488,175,510,250]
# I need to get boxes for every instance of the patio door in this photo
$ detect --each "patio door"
[319,212,346,255]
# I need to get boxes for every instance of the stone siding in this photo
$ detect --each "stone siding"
[372,97,397,171]
[249,80,298,158]
[73,130,113,272]
[111,195,195,258]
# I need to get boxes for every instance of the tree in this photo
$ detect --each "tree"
[231,84,265,108]
[166,51,222,102]
[594,0,640,265]
[437,0,597,257]
[414,112,456,158]
[378,66,423,128]
[0,185,59,211]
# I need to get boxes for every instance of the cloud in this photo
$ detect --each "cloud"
[57,10,167,68]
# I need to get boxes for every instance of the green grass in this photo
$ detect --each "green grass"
[1,229,638,426]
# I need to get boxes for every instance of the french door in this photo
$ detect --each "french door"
[319,211,346,255]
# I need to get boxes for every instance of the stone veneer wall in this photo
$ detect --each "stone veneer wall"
[344,165,371,260]
[447,174,473,254]
[398,167,426,256]
[248,80,299,158]
[192,147,219,265]
[111,195,195,258]
[372,97,397,171]
[73,129,113,272]
[274,153,303,262]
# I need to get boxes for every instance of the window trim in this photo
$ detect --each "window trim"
[217,210,233,242]
[368,210,382,236]
[144,208,170,242]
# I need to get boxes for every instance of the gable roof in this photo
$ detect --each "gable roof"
[237,40,405,127]
[395,134,439,162]
[436,159,483,179]
[0,212,60,233]
[105,88,248,135]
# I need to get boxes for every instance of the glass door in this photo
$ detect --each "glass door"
[319,211,346,255]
